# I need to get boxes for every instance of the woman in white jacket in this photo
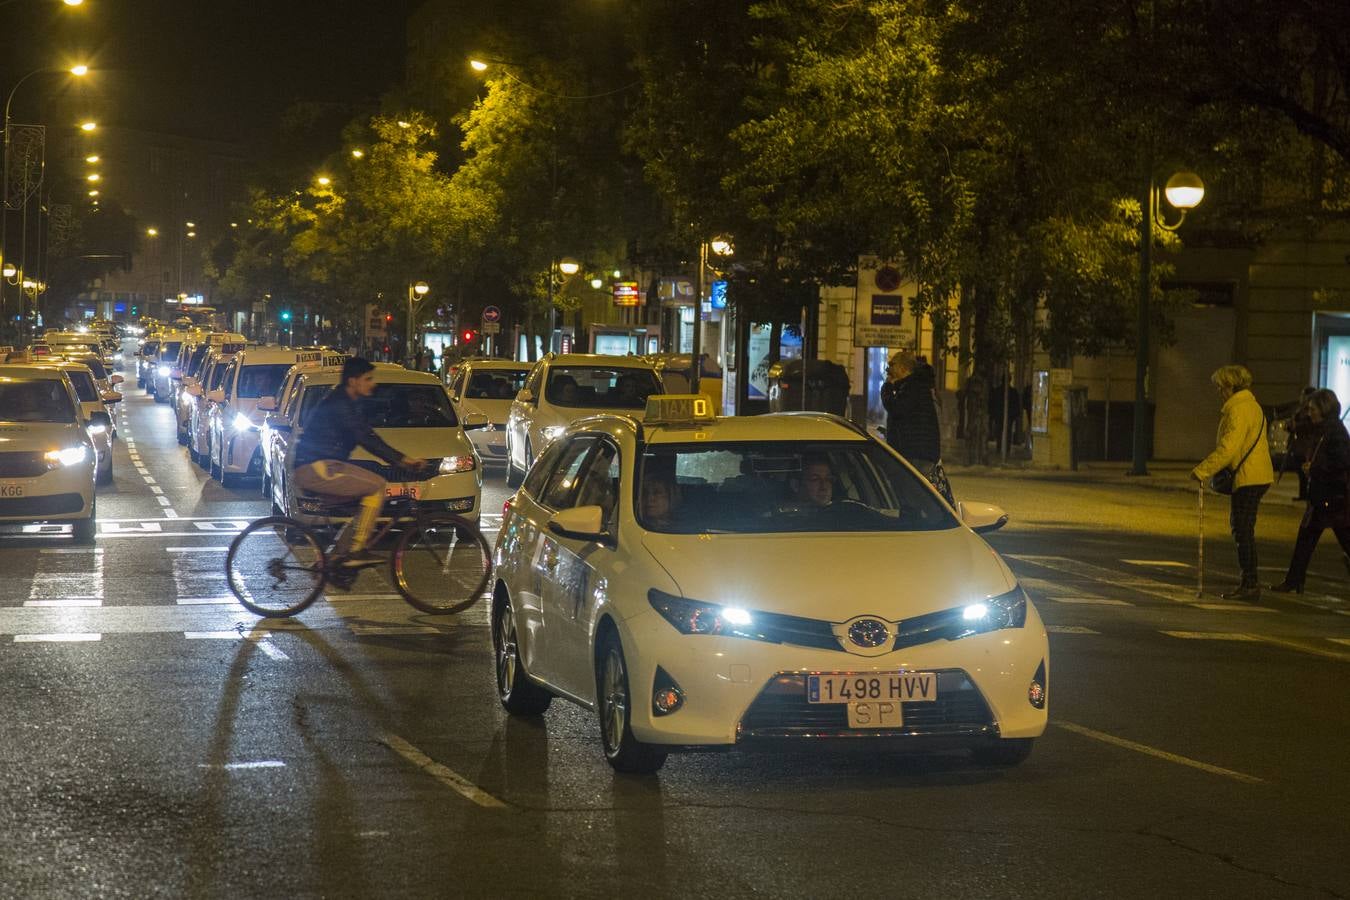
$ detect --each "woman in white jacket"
[1190,365,1275,601]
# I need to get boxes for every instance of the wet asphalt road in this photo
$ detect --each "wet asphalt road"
[0,351,1346,898]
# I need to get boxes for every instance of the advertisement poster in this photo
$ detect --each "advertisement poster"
[747,324,773,399]
[1328,336,1350,417]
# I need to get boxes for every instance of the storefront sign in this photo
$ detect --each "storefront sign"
[613,282,641,307]
[853,257,914,348]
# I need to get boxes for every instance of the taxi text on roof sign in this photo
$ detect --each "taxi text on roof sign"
[644,394,716,425]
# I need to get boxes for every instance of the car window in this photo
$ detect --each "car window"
[523,364,544,398]
[221,361,239,397]
[448,369,465,400]
[77,357,107,380]
[574,440,620,525]
[159,341,183,360]
[235,364,292,399]
[298,385,332,427]
[362,383,458,428]
[635,440,958,534]
[522,439,566,497]
[0,380,77,423]
[68,371,98,402]
[467,368,526,400]
[537,437,596,510]
[208,360,230,391]
[545,366,661,409]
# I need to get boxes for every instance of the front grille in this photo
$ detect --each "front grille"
[0,493,86,517]
[744,610,840,651]
[348,459,437,482]
[0,452,49,478]
[893,607,973,650]
[738,670,995,740]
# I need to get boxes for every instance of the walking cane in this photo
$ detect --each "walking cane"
[1196,483,1205,598]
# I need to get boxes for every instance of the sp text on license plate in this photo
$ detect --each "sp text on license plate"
[807,672,937,704]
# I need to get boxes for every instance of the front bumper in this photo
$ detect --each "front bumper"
[292,470,482,525]
[617,602,1049,748]
[0,463,95,523]
[469,426,508,463]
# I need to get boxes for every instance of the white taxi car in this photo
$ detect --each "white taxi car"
[0,365,101,543]
[149,331,191,401]
[490,396,1046,773]
[263,364,488,524]
[188,350,238,468]
[504,353,663,487]
[448,358,530,468]
[208,347,344,487]
[36,360,120,485]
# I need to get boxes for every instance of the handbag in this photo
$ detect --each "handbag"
[1208,415,1265,495]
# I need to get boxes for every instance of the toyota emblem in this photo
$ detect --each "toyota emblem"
[847,618,890,649]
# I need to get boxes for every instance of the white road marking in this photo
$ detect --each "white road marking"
[142,476,156,484]
[176,597,235,606]
[1046,625,1099,634]
[163,510,179,519]
[149,486,164,495]
[256,641,290,660]
[23,599,103,608]
[1162,631,1260,641]
[1246,634,1350,663]
[29,550,103,604]
[135,467,150,475]
[326,593,401,602]
[39,548,104,555]
[1048,597,1131,606]
[198,760,286,770]
[1055,720,1263,784]
[166,546,229,553]
[14,633,102,643]
[1009,555,1197,604]
[381,733,507,809]
[348,624,443,635]
[155,496,172,507]
[1121,559,1191,568]
[1191,603,1278,613]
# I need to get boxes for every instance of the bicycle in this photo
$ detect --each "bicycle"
[225,489,491,618]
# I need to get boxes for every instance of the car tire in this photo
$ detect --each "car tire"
[971,738,1034,767]
[72,501,96,545]
[596,631,667,774]
[210,458,223,481]
[96,458,113,486]
[493,593,552,716]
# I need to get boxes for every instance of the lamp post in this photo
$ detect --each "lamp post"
[691,238,732,397]
[406,280,429,365]
[1130,170,1205,476]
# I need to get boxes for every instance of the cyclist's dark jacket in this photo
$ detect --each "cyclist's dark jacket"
[294,387,403,468]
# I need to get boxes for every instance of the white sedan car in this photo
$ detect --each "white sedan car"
[490,396,1048,773]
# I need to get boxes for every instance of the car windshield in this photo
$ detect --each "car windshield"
[78,357,108,380]
[0,379,77,423]
[236,364,292,399]
[207,361,230,390]
[363,383,458,428]
[545,366,661,409]
[465,368,528,400]
[635,441,958,534]
[187,346,209,376]
[68,371,98,402]
[159,341,183,360]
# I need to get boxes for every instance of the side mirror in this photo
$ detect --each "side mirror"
[547,505,612,544]
[267,414,292,433]
[462,411,490,431]
[207,389,225,404]
[100,390,123,404]
[256,396,277,412]
[87,410,112,431]
[516,388,534,404]
[959,501,1009,534]
[110,374,124,385]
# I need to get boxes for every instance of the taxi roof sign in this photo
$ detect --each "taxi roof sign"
[644,394,716,426]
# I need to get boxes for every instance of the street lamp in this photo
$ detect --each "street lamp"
[1130,170,1204,476]
[692,237,733,396]
[79,121,96,131]
[406,280,429,365]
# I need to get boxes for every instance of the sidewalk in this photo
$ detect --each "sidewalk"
[944,459,1303,502]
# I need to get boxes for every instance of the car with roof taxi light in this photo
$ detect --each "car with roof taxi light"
[263,363,488,525]
[0,365,101,543]
[489,394,1046,773]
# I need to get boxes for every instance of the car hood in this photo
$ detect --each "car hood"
[641,529,1015,622]
[458,397,512,424]
[0,421,90,452]
[349,426,472,461]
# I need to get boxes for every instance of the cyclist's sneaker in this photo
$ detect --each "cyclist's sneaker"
[336,551,382,568]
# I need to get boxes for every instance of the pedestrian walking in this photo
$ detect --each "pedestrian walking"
[1271,388,1350,594]
[1278,386,1317,501]
[880,349,950,501]
[1190,364,1275,601]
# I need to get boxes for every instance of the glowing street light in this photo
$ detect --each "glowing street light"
[351,149,364,159]
[63,0,84,6]
[70,64,88,76]
[80,120,96,131]
[87,189,98,196]
[86,173,100,182]
[84,154,98,163]
[146,227,158,237]
[469,59,489,72]
[558,259,580,276]
[316,175,331,187]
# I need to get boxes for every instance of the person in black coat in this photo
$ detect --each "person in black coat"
[880,349,941,475]
[1271,388,1350,593]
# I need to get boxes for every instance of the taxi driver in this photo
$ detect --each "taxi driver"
[790,456,834,508]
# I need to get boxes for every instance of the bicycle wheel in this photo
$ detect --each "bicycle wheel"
[392,516,491,614]
[226,516,327,617]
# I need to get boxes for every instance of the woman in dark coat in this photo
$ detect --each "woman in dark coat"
[1271,388,1350,593]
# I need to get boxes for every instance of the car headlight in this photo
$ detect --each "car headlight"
[958,586,1028,634]
[44,446,88,468]
[157,365,171,377]
[86,423,108,436]
[232,412,258,432]
[541,425,567,442]
[649,589,757,637]
[439,455,477,475]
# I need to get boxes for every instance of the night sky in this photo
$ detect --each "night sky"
[3,0,420,150]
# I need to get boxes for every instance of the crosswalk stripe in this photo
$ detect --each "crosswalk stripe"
[1047,625,1099,634]
[1122,559,1191,568]
[14,633,101,643]
[1190,603,1278,613]
[1010,555,1198,604]
[1162,631,1259,641]
[1047,597,1132,606]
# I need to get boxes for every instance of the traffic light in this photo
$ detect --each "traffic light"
[385,314,393,323]
[461,328,477,344]
[279,310,291,321]
[130,305,138,316]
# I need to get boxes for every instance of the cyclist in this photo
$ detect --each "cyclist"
[293,357,427,565]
